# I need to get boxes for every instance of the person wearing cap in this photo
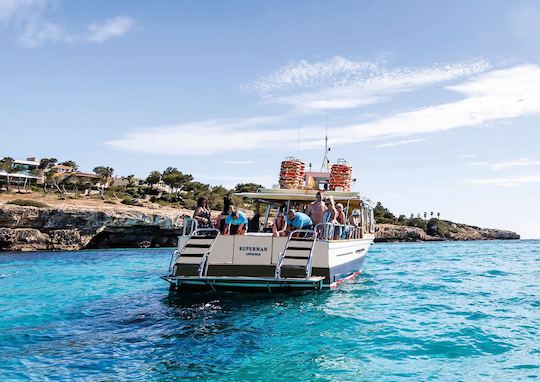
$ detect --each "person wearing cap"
[224,206,248,235]
[347,209,362,239]
[286,209,313,234]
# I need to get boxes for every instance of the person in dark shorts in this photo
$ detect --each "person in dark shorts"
[219,195,233,234]
[286,209,313,233]
[224,206,248,235]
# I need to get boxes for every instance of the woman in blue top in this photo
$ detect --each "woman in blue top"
[224,206,248,235]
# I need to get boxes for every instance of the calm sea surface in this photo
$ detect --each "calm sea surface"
[1,241,540,381]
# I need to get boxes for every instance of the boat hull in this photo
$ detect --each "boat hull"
[165,237,372,292]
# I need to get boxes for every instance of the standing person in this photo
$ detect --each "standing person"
[272,205,288,237]
[219,195,233,234]
[248,203,261,233]
[323,196,338,224]
[306,191,327,226]
[322,196,338,239]
[286,209,313,234]
[335,203,346,239]
[193,196,212,228]
[224,206,248,235]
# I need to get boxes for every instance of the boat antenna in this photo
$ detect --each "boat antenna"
[320,112,331,172]
[297,124,300,158]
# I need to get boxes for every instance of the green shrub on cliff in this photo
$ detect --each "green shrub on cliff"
[427,219,459,237]
[7,199,49,208]
[121,197,136,206]
[373,202,397,224]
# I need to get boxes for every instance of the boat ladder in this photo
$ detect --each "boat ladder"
[168,228,220,277]
[275,229,318,279]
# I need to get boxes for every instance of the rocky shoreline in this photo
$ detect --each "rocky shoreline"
[375,223,520,242]
[0,203,520,252]
[0,203,188,251]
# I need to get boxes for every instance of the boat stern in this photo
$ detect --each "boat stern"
[163,275,325,293]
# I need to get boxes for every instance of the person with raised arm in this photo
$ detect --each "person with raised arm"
[306,191,327,226]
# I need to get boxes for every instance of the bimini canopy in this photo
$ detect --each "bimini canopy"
[234,188,361,203]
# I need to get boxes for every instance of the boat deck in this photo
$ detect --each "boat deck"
[163,275,326,292]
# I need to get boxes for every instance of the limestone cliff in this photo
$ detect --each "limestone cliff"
[0,203,186,251]
[375,221,520,242]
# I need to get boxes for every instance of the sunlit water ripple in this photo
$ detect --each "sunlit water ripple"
[1,240,540,381]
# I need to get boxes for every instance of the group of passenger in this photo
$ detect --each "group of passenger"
[192,195,248,236]
[272,191,363,239]
[191,192,363,239]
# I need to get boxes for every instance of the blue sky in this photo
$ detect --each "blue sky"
[2,0,540,238]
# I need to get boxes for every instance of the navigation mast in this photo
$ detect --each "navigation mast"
[320,128,330,172]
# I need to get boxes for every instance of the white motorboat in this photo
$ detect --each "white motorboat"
[163,156,375,293]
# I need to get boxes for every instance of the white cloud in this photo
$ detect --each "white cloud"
[248,56,379,95]
[0,1,134,47]
[86,16,135,43]
[18,20,64,47]
[469,158,540,171]
[373,138,425,149]
[326,64,540,145]
[247,56,491,111]
[466,174,540,187]
[0,0,65,47]
[107,64,540,156]
[105,116,313,155]
[0,0,51,25]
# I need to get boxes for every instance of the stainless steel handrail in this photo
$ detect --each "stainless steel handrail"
[168,228,220,276]
[314,222,336,241]
[315,222,366,240]
[275,228,318,279]
[344,224,363,239]
[182,218,199,236]
[195,228,220,277]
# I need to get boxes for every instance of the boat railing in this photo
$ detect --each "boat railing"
[344,224,363,239]
[314,222,335,240]
[314,222,365,240]
[275,228,318,279]
[168,228,220,276]
[181,217,198,237]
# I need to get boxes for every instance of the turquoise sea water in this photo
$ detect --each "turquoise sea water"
[1,241,540,381]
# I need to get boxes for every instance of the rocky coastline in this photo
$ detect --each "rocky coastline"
[375,223,520,243]
[0,202,188,251]
[0,202,520,252]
